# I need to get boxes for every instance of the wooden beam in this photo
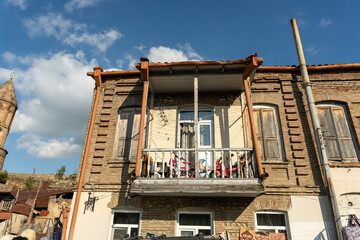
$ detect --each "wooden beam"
[135,58,150,177]
[242,54,258,80]
[243,77,268,179]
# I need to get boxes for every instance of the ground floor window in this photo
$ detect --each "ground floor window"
[255,211,289,239]
[110,211,140,240]
[177,212,212,236]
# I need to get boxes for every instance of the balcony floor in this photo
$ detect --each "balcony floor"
[130,178,265,197]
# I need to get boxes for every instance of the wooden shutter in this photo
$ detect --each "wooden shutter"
[115,108,141,161]
[261,108,281,161]
[253,107,282,162]
[317,105,357,162]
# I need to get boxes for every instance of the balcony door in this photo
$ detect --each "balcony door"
[178,108,213,168]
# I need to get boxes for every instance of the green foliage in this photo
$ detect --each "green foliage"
[0,170,9,184]
[23,176,34,190]
[56,166,66,179]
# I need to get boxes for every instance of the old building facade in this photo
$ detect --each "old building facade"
[66,56,360,240]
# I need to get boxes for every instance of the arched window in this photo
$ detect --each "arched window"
[253,105,284,162]
[316,103,359,162]
[113,107,141,161]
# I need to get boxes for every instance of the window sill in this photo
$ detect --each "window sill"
[261,161,290,165]
[329,162,360,168]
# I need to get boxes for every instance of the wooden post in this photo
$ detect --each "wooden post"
[194,76,199,178]
[28,179,42,224]
[135,58,150,177]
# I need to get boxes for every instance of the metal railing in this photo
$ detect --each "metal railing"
[140,148,257,179]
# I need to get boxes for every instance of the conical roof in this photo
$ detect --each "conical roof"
[0,79,17,107]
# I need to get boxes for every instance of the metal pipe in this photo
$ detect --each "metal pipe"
[194,76,199,178]
[68,67,103,240]
[291,18,343,240]
[61,208,70,240]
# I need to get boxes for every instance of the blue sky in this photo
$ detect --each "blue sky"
[0,0,359,174]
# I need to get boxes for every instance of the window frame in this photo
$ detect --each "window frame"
[254,211,289,239]
[316,103,359,162]
[252,104,285,162]
[109,210,141,240]
[176,211,213,236]
[177,107,214,149]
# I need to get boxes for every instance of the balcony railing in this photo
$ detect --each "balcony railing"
[139,148,257,179]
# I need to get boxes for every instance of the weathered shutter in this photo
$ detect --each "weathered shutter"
[253,109,265,160]
[261,108,281,161]
[116,110,131,158]
[332,107,357,161]
[317,106,343,161]
[129,110,141,160]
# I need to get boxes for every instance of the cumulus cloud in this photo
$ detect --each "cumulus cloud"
[24,13,122,52]
[17,134,81,158]
[65,0,102,12]
[147,43,202,63]
[320,19,331,26]
[5,0,27,10]
[0,51,96,159]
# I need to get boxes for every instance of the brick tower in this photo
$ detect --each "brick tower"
[0,79,17,170]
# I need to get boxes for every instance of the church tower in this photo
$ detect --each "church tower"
[0,79,17,170]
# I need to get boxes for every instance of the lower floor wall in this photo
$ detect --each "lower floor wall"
[66,192,336,240]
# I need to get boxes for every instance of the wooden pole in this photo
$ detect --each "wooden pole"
[28,179,42,224]
[135,58,150,177]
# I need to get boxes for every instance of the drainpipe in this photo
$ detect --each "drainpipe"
[135,58,150,177]
[61,208,70,240]
[68,67,103,240]
[291,18,343,240]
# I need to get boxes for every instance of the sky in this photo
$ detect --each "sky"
[0,0,359,174]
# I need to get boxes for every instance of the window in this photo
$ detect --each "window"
[316,104,359,162]
[177,212,212,236]
[253,105,283,162]
[255,211,289,239]
[178,108,213,166]
[110,211,140,240]
[114,108,141,161]
[0,199,12,211]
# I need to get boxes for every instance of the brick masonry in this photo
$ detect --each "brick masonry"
[78,66,360,235]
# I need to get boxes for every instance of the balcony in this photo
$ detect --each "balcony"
[130,148,265,197]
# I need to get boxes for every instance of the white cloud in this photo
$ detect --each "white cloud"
[5,0,27,10]
[305,45,320,56]
[24,13,122,52]
[125,55,137,69]
[147,44,202,63]
[17,134,81,158]
[64,29,123,52]
[1,51,96,159]
[65,0,102,12]
[2,52,16,64]
[320,19,331,26]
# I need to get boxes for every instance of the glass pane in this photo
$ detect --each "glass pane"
[179,214,211,226]
[181,231,194,236]
[112,228,127,240]
[180,111,194,121]
[256,213,285,227]
[180,110,212,121]
[199,111,212,121]
[130,228,138,237]
[198,229,211,235]
[200,125,210,146]
[113,212,140,224]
